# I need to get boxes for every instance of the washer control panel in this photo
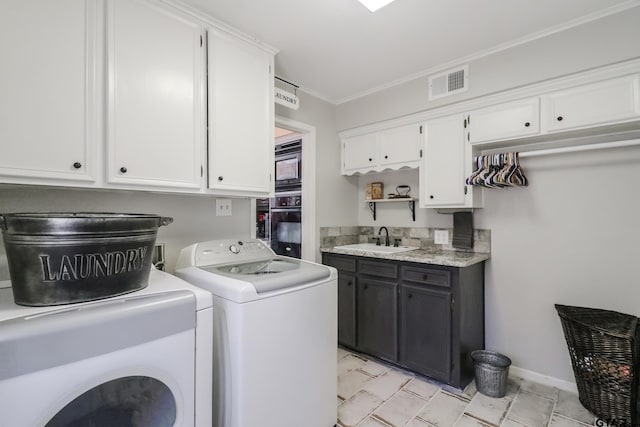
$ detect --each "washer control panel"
[195,239,275,266]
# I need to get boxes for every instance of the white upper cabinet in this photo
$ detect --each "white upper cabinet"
[420,115,466,207]
[106,0,204,190]
[207,29,274,196]
[542,74,640,133]
[379,124,422,168]
[467,98,540,145]
[341,124,422,175]
[0,0,97,184]
[342,133,379,174]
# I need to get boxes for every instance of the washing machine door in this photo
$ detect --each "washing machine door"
[0,291,197,427]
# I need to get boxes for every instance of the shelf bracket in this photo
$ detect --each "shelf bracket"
[409,200,415,221]
[368,201,376,221]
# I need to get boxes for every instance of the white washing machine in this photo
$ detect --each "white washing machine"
[0,269,213,427]
[175,239,337,427]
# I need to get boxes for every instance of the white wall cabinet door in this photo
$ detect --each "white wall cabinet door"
[467,98,540,145]
[341,124,422,175]
[208,30,274,196]
[107,0,204,190]
[379,124,422,168]
[342,133,379,174]
[0,0,97,184]
[420,115,467,207]
[543,75,640,133]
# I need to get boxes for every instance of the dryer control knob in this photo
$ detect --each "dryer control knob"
[229,244,240,254]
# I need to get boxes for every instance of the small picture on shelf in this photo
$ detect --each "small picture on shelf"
[365,183,372,200]
[371,182,384,200]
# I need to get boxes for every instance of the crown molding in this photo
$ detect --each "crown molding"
[159,0,279,55]
[335,0,640,105]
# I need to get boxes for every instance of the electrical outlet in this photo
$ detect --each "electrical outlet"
[216,198,232,216]
[434,229,449,244]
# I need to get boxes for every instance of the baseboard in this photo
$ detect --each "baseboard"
[510,365,578,394]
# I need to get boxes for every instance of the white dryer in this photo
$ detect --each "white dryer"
[175,239,337,427]
[0,269,213,427]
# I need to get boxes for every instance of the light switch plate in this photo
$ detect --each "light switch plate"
[435,229,449,244]
[216,198,232,216]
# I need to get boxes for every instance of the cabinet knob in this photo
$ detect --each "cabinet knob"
[347,281,352,287]
[408,293,413,299]
[423,274,428,281]
[119,167,127,174]
[557,116,563,122]
[218,176,224,181]
[73,162,82,169]
[384,155,388,159]
[364,284,369,289]
[429,195,434,199]
[368,158,372,162]
[524,122,530,127]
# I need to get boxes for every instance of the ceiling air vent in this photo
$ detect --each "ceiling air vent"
[429,65,468,100]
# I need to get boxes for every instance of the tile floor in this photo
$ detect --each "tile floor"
[337,347,597,427]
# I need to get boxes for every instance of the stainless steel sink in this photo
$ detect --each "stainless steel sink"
[333,243,418,254]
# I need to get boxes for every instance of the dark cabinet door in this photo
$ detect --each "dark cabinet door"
[337,272,357,348]
[399,283,452,383]
[357,277,398,362]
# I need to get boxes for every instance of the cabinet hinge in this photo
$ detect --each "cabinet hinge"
[201,165,203,177]
[419,125,423,134]
[467,132,470,142]
[200,35,203,47]
[467,115,470,125]
[419,149,423,158]
[464,186,468,195]
[451,297,455,309]
[463,118,467,128]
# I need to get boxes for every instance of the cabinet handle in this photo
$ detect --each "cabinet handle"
[524,122,530,127]
[218,176,223,181]
[557,116,563,122]
[73,162,82,169]
[119,167,127,174]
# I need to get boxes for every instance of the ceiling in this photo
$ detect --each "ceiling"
[182,0,639,104]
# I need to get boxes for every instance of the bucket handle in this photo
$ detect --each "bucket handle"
[0,214,5,231]
[159,216,174,227]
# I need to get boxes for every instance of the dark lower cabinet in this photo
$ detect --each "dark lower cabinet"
[337,272,357,348]
[322,252,484,389]
[357,277,397,362]
[400,283,451,383]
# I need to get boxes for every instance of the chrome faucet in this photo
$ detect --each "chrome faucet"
[378,226,390,246]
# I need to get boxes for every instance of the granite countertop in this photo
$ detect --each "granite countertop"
[321,247,489,268]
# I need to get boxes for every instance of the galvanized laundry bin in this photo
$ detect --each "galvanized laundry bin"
[0,212,172,306]
[471,350,512,398]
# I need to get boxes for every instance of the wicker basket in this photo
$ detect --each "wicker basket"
[555,304,639,425]
[471,350,512,398]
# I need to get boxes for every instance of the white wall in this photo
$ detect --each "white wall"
[336,7,640,382]
[0,186,251,279]
[476,146,640,381]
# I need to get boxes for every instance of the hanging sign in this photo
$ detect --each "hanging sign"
[274,87,299,110]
